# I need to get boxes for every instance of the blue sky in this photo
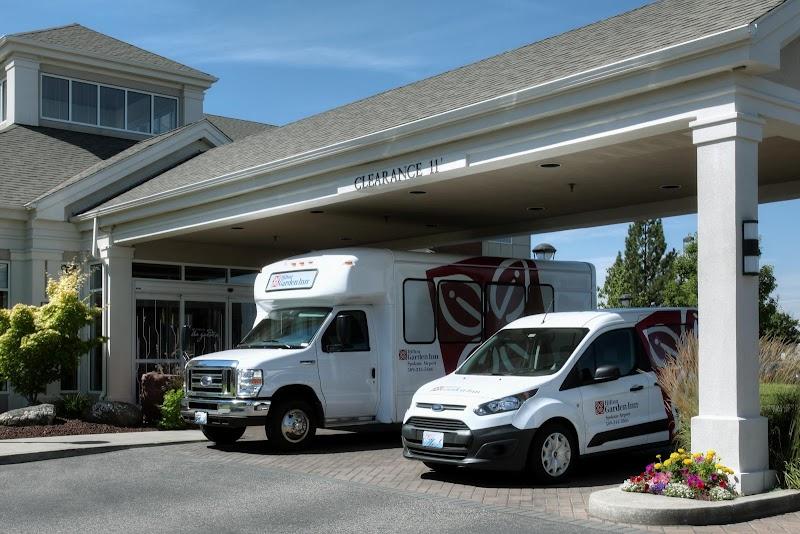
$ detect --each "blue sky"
[4,0,798,317]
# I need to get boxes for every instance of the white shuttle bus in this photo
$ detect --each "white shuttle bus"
[402,308,697,482]
[181,248,595,449]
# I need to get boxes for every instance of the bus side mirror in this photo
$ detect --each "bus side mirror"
[594,365,621,383]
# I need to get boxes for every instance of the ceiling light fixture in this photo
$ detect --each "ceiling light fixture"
[539,163,561,168]
[527,206,545,212]
[309,209,325,214]
[340,237,352,241]
[660,184,682,190]
[409,190,427,195]
[231,226,244,230]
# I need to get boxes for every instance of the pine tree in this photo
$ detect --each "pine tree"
[663,234,698,307]
[599,219,676,307]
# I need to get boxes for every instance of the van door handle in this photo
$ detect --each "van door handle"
[300,360,316,365]
[630,385,644,392]
[371,368,376,379]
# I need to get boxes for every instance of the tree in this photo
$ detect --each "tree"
[0,268,104,405]
[663,234,698,307]
[646,233,799,342]
[599,219,676,307]
[759,265,800,342]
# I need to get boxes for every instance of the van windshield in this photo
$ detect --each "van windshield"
[238,307,331,349]
[456,328,588,376]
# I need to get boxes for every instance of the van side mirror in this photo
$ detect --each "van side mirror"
[594,365,621,383]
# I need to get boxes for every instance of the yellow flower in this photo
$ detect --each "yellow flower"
[715,463,724,470]
[670,453,679,459]
[678,448,685,454]
[694,452,703,459]
[683,458,693,465]
[654,463,662,470]
[706,449,716,458]
[663,459,671,467]
[656,454,662,460]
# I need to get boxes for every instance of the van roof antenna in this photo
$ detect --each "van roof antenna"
[540,297,555,324]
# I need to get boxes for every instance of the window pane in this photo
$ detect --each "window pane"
[526,284,555,315]
[71,81,98,124]
[232,302,257,347]
[132,262,181,280]
[230,269,259,285]
[153,96,177,134]
[403,279,435,343]
[42,76,70,120]
[322,310,370,352]
[184,266,226,282]
[89,264,102,290]
[127,91,151,133]
[136,299,180,360]
[183,301,225,358]
[0,291,7,309]
[0,263,7,289]
[583,329,637,378]
[437,280,483,343]
[99,86,125,129]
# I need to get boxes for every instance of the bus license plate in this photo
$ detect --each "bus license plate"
[194,411,208,425]
[422,431,444,449]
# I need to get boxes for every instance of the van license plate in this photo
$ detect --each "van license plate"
[194,411,208,425]
[422,431,444,449]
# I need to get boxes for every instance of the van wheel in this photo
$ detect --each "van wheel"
[528,422,577,484]
[202,426,246,444]
[266,399,317,451]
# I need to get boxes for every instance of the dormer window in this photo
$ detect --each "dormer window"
[40,74,178,134]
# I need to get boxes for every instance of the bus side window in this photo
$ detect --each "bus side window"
[484,282,526,337]
[403,279,436,344]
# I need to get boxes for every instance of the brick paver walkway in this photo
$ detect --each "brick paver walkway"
[174,428,800,533]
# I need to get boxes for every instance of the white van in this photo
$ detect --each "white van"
[402,308,697,482]
[180,248,595,449]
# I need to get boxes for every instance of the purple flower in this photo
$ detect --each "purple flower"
[645,463,655,474]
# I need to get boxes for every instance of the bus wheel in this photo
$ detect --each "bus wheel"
[201,426,246,444]
[528,421,577,484]
[266,399,317,451]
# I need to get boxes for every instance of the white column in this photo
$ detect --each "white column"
[690,112,772,495]
[99,243,135,403]
[5,57,40,126]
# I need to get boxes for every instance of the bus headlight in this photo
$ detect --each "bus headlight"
[473,389,537,416]
[237,369,263,397]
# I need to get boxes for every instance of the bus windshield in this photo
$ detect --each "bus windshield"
[238,307,331,349]
[456,327,588,377]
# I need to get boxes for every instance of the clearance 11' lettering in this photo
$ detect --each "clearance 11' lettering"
[354,157,443,191]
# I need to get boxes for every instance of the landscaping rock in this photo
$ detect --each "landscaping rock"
[87,401,142,427]
[0,404,56,427]
[140,372,181,424]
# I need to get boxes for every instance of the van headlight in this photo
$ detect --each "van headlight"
[473,389,537,416]
[237,369,263,397]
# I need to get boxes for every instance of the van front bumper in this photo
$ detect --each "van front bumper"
[181,397,271,428]
[402,421,536,471]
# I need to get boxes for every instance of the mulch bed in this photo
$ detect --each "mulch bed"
[0,418,156,440]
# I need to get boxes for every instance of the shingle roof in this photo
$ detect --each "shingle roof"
[204,114,276,141]
[0,125,136,207]
[95,0,786,211]
[7,23,215,81]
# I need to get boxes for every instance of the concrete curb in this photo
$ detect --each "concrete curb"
[0,439,206,465]
[0,430,207,465]
[587,487,800,526]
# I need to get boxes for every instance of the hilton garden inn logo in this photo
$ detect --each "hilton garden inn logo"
[595,399,639,416]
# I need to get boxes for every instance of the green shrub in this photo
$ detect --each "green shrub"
[158,388,186,430]
[0,267,104,405]
[55,393,92,419]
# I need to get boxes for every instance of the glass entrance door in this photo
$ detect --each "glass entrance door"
[182,300,226,359]
[135,297,181,385]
